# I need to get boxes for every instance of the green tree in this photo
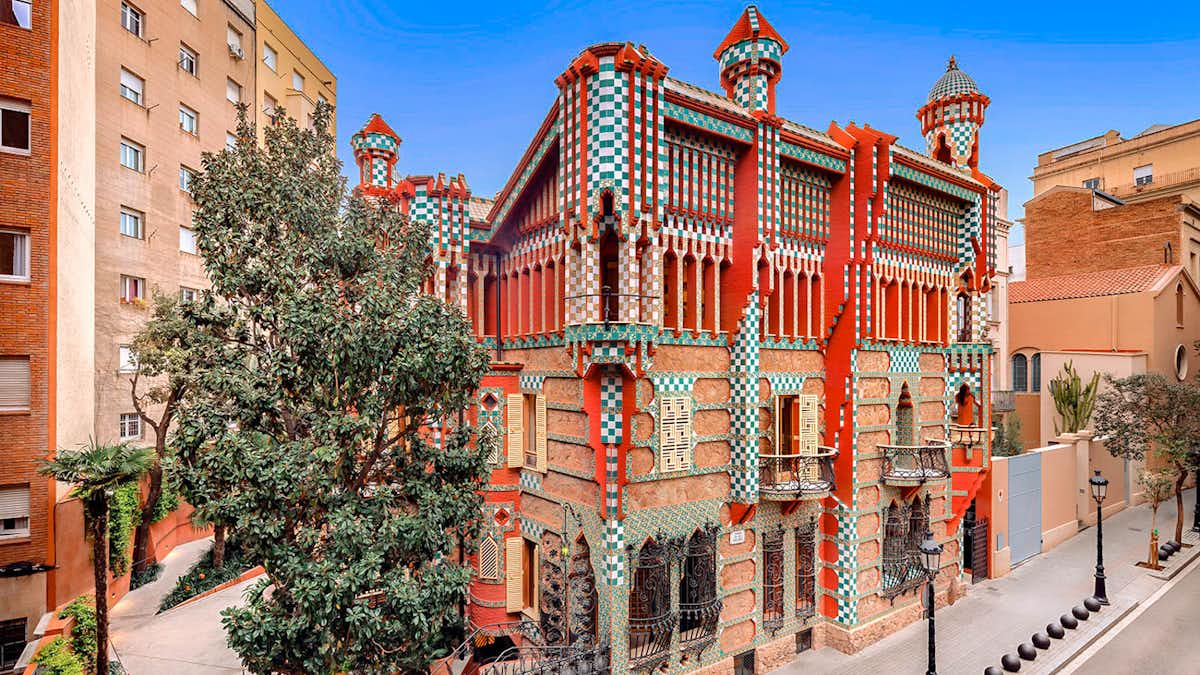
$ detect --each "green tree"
[39,441,153,675]
[174,105,494,673]
[1138,469,1175,569]
[1095,373,1200,545]
[993,414,1024,457]
[1049,360,1100,434]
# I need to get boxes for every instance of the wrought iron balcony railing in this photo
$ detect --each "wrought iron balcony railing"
[991,389,1015,412]
[564,286,658,328]
[485,644,608,675]
[759,448,838,499]
[679,595,722,654]
[880,440,951,485]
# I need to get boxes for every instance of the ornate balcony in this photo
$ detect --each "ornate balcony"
[880,440,950,485]
[759,448,838,500]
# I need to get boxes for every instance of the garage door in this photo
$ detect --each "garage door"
[1008,453,1042,565]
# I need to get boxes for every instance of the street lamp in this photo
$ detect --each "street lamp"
[918,529,944,675]
[1089,470,1109,605]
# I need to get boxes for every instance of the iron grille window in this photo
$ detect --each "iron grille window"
[568,536,598,648]
[795,519,817,620]
[0,618,25,671]
[629,539,673,670]
[881,497,929,598]
[762,527,785,631]
[679,528,721,653]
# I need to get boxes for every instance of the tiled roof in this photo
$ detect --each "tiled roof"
[928,56,979,102]
[663,77,751,118]
[1010,265,1173,303]
[468,196,494,222]
[360,113,400,140]
[714,5,788,58]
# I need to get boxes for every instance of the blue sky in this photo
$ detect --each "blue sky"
[275,0,1200,245]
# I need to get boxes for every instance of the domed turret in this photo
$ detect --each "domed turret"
[714,5,788,114]
[917,56,990,169]
[351,113,401,195]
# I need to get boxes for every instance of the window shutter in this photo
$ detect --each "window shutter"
[535,394,547,472]
[659,396,692,473]
[478,535,500,580]
[505,536,523,612]
[789,398,802,454]
[0,357,31,410]
[798,395,820,481]
[0,486,29,520]
[506,393,523,468]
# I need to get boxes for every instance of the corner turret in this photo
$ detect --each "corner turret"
[714,5,788,114]
[917,56,990,169]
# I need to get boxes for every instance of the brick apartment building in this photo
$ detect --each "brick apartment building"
[355,7,1001,672]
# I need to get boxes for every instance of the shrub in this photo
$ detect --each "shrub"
[158,539,250,612]
[107,481,141,577]
[33,636,86,675]
[993,414,1024,457]
[58,595,97,673]
[130,562,164,590]
[150,460,181,524]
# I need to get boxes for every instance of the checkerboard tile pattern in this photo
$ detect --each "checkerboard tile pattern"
[601,371,623,446]
[729,297,762,502]
[603,518,625,584]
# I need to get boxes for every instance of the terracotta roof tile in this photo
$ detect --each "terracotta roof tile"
[1010,265,1173,303]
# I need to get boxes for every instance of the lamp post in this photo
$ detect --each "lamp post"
[1089,470,1109,605]
[918,529,944,675]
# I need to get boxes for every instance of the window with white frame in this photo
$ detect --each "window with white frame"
[179,165,195,192]
[0,485,30,538]
[179,226,196,254]
[119,68,144,105]
[119,207,144,239]
[0,230,30,281]
[120,275,145,302]
[0,356,31,412]
[292,70,305,92]
[179,286,197,302]
[226,78,241,104]
[2,0,32,29]
[226,25,242,53]
[1082,177,1100,190]
[263,92,277,117]
[180,0,196,16]
[1134,164,1153,186]
[179,43,197,76]
[0,97,31,154]
[120,138,143,171]
[119,413,142,440]
[120,2,143,37]
[179,104,198,134]
[118,345,137,372]
[317,94,327,108]
[225,132,237,151]
[263,43,278,71]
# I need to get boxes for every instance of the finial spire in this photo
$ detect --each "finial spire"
[947,55,957,71]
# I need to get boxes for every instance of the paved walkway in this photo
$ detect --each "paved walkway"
[109,537,252,675]
[774,489,1198,675]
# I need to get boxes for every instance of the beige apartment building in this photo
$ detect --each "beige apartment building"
[95,0,335,446]
[1032,119,1200,204]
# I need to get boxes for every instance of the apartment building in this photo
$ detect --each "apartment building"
[255,0,336,132]
[1032,119,1200,204]
[1,0,95,667]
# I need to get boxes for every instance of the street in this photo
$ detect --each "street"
[1067,552,1200,675]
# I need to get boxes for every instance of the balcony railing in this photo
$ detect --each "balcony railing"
[564,287,657,328]
[759,448,838,500]
[991,389,1015,412]
[1107,166,1200,198]
[484,644,607,675]
[880,440,950,485]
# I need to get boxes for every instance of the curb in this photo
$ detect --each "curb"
[1043,602,1138,675]
[165,565,265,613]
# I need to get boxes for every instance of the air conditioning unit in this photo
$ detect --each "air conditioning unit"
[228,44,245,60]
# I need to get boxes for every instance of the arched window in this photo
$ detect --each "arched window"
[1177,283,1185,327]
[478,535,500,580]
[956,292,971,342]
[762,527,785,631]
[629,539,671,669]
[1031,353,1042,393]
[1012,354,1028,392]
[679,528,720,653]
[896,382,914,446]
[882,496,929,597]
[795,517,817,619]
[599,229,620,323]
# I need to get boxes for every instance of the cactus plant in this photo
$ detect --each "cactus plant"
[1049,360,1100,434]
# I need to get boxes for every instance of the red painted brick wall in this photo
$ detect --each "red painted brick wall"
[1025,190,1185,280]
[0,0,53,572]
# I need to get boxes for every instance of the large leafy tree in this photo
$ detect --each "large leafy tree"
[175,105,493,673]
[39,441,154,675]
[1094,373,1200,545]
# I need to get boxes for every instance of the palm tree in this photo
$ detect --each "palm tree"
[40,440,153,674]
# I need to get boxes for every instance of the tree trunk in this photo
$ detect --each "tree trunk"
[213,523,226,569]
[1174,466,1187,544]
[1149,506,1158,566]
[131,460,164,577]
[91,497,111,675]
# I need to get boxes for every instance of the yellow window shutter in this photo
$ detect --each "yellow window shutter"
[659,396,692,473]
[505,536,523,612]
[799,394,820,481]
[506,393,523,468]
[535,394,547,472]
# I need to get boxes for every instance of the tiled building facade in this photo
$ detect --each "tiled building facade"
[354,7,1001,672]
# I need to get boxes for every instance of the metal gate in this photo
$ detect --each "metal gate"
[1008,453,1042,565]
[968,517,989,582]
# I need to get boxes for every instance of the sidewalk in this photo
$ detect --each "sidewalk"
[773,488,1198,675]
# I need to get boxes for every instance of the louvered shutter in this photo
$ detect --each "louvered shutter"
[659,396,692,473]
[535,394,547,472]
[506,393,523,468]
[0,357,30,411]
[505,536,524,612]
[798,395,820,481]
[478,535,500,580]
[0,486,29,521]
